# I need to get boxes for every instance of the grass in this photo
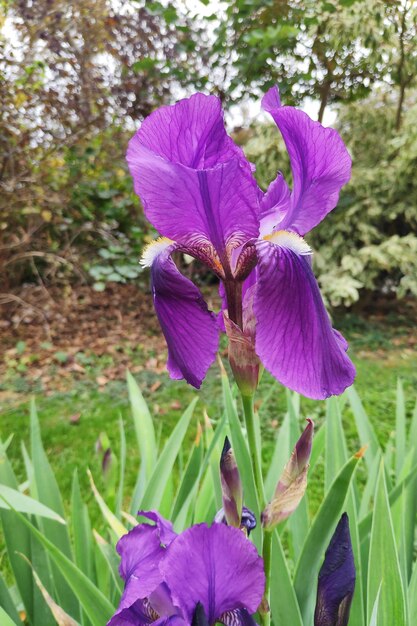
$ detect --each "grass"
[1,311,416,508]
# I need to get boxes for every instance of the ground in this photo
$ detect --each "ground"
[1,282,416,504]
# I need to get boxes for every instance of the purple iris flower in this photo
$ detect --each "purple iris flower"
[107,510,265,626]
[127,86,355,399]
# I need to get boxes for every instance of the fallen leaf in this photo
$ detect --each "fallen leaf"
[69,413,81,425]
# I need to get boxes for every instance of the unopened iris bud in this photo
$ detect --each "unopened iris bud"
[261,419,313,530]
[220,437,243,528]
[314,513,356,626]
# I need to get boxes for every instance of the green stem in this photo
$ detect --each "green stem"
[262,531,272,626]
[241,394,270,626]
[241,394,265,507]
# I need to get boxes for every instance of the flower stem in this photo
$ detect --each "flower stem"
[241,394,265,507]
[241,393,271,626]
[261,531,272,626]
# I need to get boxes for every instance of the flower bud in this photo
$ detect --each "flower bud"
[314,513,356,626]
[220,436,243,528]
[223,298,261,396]
[261,419,313,530]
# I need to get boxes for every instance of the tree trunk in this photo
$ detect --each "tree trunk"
[395,82,406,131]
[318,81,331,123]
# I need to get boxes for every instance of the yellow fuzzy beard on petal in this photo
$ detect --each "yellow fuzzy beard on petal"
[263,230,311,255]
[140,237,175,268]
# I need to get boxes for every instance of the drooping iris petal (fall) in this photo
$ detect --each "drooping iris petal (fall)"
[161,524,265,626]
[143,238,219,388]
[314,513,356,626]
[261,86,352,236]
[254,237,355,399]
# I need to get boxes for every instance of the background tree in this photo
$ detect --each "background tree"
[0,0,207,292]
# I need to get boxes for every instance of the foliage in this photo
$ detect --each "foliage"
[1,373,417,625]
[241,89,417,306]
[212,0,417,123]
[0,0,206,291]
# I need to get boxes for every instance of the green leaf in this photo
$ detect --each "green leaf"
[367,464,406,626]
[0,607,19,626]
[93,530,123,596]
[346,386,381,471]
[0,439,34,621]
[269,531,303,626]
[264,411,291,500]
[0,485,66,522]
[71,470,93,579]
[127,371,156,481]
[116,417,126,518]
[139,398,197,511]
[88,470,127,540]
[309,421,326,474]
[30,400,80,619]
[325,397,348,491]
[0,574,21,625]
[132,58,158,72]
[359,459,417,536]
[171,433,204,522]
[71,471,93,626]
[294,452,362,624]
[408,558,417,625]
[395,379,406,479]
[4,505,115,626]
[369,584,382,626]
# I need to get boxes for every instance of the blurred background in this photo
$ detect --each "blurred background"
[0,0,416,490]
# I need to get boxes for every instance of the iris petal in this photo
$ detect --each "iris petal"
[261,86,351,236]
[147,239,219,388]
[161,524,265,625]
[254,239,355,399]
[134,92,245,169]
[127,94,259,260]
[259,172,291,236]
[109,513,175,626]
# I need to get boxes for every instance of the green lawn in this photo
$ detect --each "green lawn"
[1,311,416,509]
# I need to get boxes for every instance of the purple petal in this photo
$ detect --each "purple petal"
[134,92,245,169]
[144,239,219,388]
[127,95,259,257]
[108,603,185,626]
[110,524,167,626]
[254,238,355,399]
[137,510,177,547]
[261,86,351,236]
[117,524,165,593]
[314,513,356,626]
[259,172,291,236]
[161,524,265,625]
